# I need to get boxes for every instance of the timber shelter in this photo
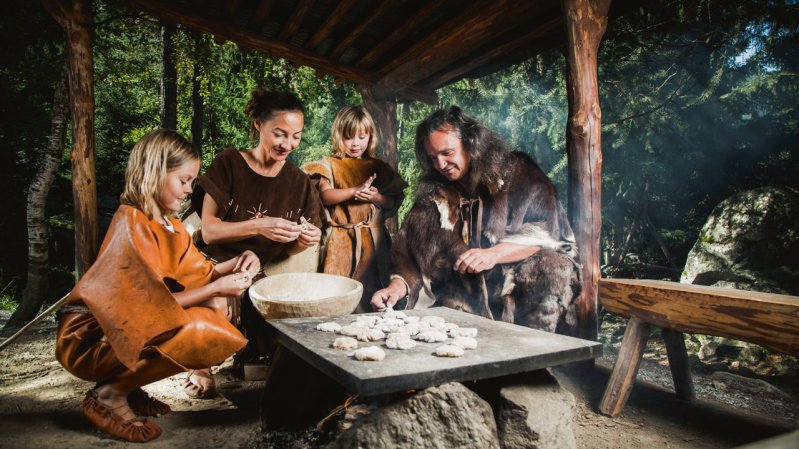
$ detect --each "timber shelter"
[42,0,611,344]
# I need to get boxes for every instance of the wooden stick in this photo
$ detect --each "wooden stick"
[0,291,70,354]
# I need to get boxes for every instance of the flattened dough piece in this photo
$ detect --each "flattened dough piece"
[415,330,448,343]
[434,344,465,357]
[385,333,417,350]
[316,322,342,333]
[451,327,478,338]
[353,345,386,361]
[452,336,477,350]
[332,336,358,350]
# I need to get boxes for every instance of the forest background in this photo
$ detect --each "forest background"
[0,0,796,328]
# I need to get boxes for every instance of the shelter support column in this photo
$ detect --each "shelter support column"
[358,85,400,234]
[561,0,610,343]
[43,0,98,277]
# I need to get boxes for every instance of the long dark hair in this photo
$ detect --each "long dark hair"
[244,89,305,138]
[414,106,509,193]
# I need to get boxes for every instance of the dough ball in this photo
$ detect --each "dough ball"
[358,328,386,342]
[332,336,358,350]
[421,315,446,325]
[452,327,478,338]
[415,330,449,343]
[386,333,416,350]
[340,325,366,339]
[434,344,465,358]
[354,345,386,361]
[316,322,341,333]
[452,336,477,350]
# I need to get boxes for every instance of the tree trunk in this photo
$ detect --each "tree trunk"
[160,21,178,129]
[191,62,204,158]
[357,85,399,234]
[3,62,70,332]
[43,0,98,279]
[561,0,611,344]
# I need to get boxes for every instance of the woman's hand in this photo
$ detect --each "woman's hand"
[256,216,302,242]
[453,248,499,274]
[370,278,407,311]
[233,250,261,277]
[296,216,321,248]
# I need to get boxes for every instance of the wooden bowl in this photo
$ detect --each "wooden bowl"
[249,273,363,320]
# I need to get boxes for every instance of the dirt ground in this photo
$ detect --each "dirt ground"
[1,310,797,449]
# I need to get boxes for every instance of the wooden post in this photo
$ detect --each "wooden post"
[43,0,98,277]
[561,0,611,344]
[358,85,399,234]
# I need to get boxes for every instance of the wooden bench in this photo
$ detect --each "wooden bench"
[597,278,799,417]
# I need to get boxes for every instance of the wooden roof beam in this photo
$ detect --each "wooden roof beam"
[329,0,393,59]
[370,0,543,100]
[305,0,359,50]
[124,0,372,84]
[422,15,562,90]
[279,0,313,40]
[252,0,275,29]
[355,0,447,68]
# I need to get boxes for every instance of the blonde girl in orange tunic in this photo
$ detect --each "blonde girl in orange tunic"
[56,129,259,442]
[304,106,406,311]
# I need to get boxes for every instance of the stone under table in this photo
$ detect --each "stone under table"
[258,307,602,429]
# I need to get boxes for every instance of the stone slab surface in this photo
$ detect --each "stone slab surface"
[266,307,601,396]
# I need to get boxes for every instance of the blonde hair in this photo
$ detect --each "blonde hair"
[120,129,198,219]
[331,105,378,158]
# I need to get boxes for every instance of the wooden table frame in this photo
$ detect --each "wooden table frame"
[597,278,799,417]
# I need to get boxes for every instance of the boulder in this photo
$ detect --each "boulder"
[497,371,577,449]
[681,186,799,295]
[326,382,499,449]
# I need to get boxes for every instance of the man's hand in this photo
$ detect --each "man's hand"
[370,278,407,311]
[453,248,499,274]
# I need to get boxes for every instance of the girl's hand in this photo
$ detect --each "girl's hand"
[233,250,261,277]
[257,217,302,242]
[354,186,380,203]
[297,216,321,248]
[215,272,253,297]
[354,173,377,196]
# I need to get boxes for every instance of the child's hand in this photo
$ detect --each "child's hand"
[233,250,261,278]
[355,173,377,196]
[257,217,302,242]
[216,271,252,297]
[297,216,321,248]
[354,186,380,203]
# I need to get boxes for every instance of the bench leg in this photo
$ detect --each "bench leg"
[599,316,651,417]
[663,329,695,402]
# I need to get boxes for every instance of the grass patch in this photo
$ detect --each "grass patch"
[0,294,17,312]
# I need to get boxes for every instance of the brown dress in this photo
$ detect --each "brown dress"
[191,147,324,267]
[55,205,247,384]
[303,156,406,311]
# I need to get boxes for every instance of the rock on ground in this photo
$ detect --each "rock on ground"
[498,371,577,449]
[327,382,499,449]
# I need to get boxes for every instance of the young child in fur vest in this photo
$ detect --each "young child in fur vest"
[303,106,406,311]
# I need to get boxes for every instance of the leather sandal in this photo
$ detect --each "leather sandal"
[183,369,216,399]
[81,390,162,442]
[128,388,171,417]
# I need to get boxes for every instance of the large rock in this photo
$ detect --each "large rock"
[327,382,500,449]
[497,372,577,449]
[681,186,799,295]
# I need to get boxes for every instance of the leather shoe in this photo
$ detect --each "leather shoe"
[81,390,162,442]
[128,388,171,417]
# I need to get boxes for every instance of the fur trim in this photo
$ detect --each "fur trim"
[501,222,578,258]
[433,196,456,231]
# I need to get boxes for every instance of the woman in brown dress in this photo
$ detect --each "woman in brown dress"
[191,89,324,368]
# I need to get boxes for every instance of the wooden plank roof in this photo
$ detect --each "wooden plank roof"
[118,0,566,103]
